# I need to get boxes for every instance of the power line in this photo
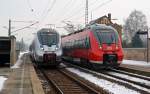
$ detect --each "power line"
[54,0,75,21]
[61,0,82,19]
[12,21,39,33]
[47,0,79,25]
[72,0,112,22]
[27,0,52,30]
[61,0,74,11]
[26,0,34,12]
[91,0,112,12]
[40,0,52,18]
[12,20,36,23]
[63,0,99,21]
[48,0,57,12]
[40,0,57,23]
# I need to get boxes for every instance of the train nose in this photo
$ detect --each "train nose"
[43,53,56,63]
[103,54,118,66]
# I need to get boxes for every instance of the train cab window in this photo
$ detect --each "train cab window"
[95,29,118,44]
[38,32,59,47]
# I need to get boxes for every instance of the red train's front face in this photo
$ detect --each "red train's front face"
[90,27,123,66]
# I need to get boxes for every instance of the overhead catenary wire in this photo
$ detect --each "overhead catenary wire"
[62,0,100,21]
[91,0,112,12]
[45,0,81,26]
[40,0,52,19]
[26,0,34,12]
[32,0,57,30]
[40,0,57,23]
[24,0,111,32]
[60,0,84,21]
[25,0,42,26]
[51,0,75,23]
[12,21,39,33]
[61,0,74,12]
[71,0,112,22]
[12,20,36,23]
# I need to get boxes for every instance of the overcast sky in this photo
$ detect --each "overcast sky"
[0,0,150,44]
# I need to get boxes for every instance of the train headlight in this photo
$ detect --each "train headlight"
[55,47,59,50]
[99,45,102,49]
[116,45,119,50]
[55,45,59,50]
[41,47,44,50]
[40,45,44,50]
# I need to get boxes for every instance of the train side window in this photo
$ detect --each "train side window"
[77,40,81,48]
[74,40,78,49]
[85,37,90,49]
[78,40,81,48]
[81,39,85,48]
[82,39,86,48]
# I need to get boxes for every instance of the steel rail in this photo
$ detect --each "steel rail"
[41,69,64,94]
[42,69,100,94]
[58,69,100,94]
[64,62,150,94]
[110,68,150,81]
[101,71,150,89]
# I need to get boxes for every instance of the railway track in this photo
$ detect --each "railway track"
[39,68,102,94]
[100,69,150,89]
[63,62,150,94]
[109,68,150,81]
[118,67,150,77]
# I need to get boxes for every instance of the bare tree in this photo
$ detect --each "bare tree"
[123,10,148,43]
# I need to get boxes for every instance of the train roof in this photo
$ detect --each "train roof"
[88,23,116,30]
[62,24,117,37]
[37,28,58,34]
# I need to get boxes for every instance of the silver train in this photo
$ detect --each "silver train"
[30,28,62,66]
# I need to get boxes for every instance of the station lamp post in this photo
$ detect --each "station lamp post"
[137,29,149,63]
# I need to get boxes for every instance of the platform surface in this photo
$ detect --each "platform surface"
[0,53,44,94]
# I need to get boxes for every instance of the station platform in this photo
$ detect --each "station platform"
[0,53,44,94]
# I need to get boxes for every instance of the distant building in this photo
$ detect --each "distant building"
[90,13,122,38]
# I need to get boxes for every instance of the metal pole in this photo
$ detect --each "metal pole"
[85,0,88,26]
[147,29,149,63]
[8,19,11,36]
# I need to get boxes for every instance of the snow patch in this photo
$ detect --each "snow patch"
[107,72,150,86]
[11,51,28,69]
[122,60,150,67]
[60,63,67,67]
[67,68,140,94]
[0,76,7,91]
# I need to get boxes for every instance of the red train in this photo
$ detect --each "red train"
[62,24,123,69]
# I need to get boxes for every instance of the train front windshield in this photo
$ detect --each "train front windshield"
[95,29,119,44]
[38,32,59,46]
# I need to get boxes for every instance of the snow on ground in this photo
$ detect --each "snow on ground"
[60,63,67,67]
[107,72,150,86]
[0,76,7,91]
[122,60,150,67]
[11,51,29,69]
[67,68,140,94]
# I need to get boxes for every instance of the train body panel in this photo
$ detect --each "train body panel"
[62,24,123,68]
[30,28,62,66]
